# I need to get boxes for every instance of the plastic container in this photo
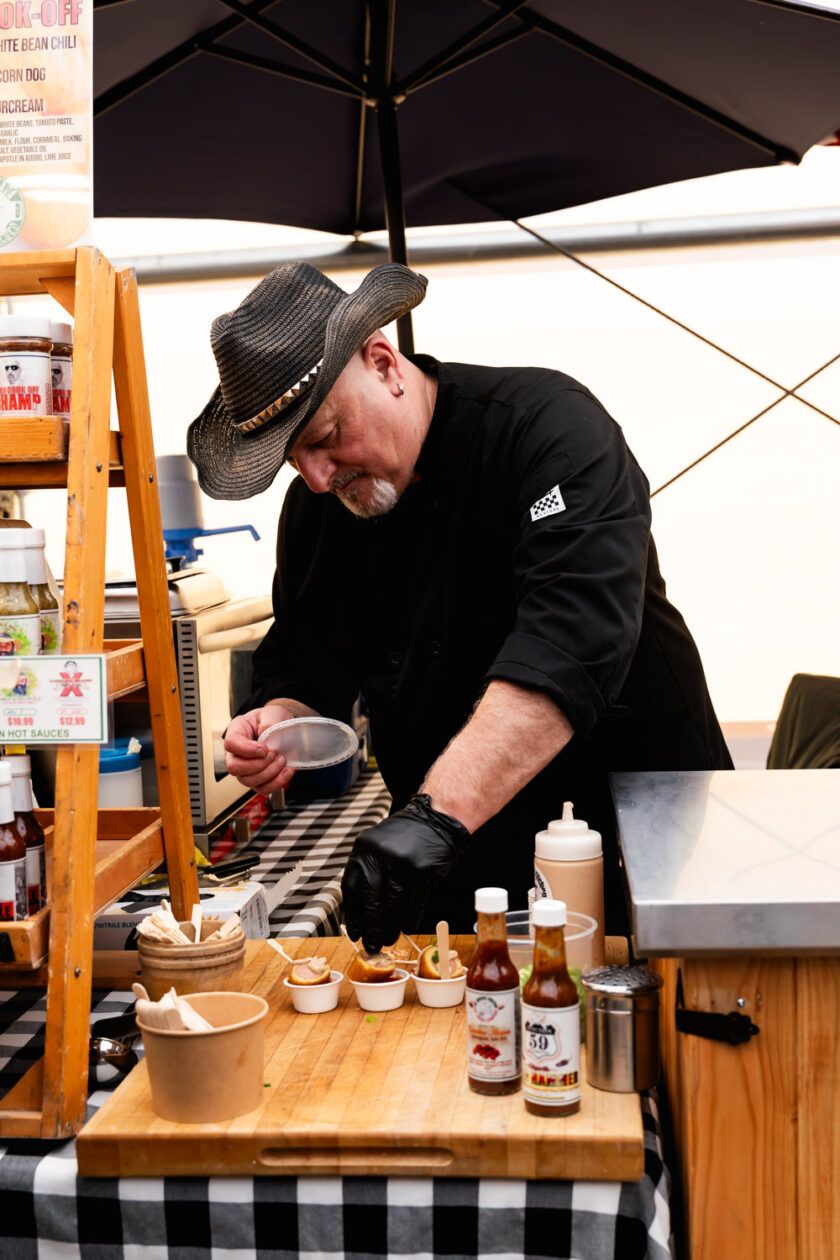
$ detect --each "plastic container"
[137,918,247,1001]
[0,314,53,417]
[137,990,268,1122]
[50,319,73,418]
[284,969,343,1013]
[534,802,606,966]
[98,740,143,807]
[479,909,598,974]
[0,528,41,657]
[258,716,359,769]
[348,967,409,1011]
[413,971,467,1008]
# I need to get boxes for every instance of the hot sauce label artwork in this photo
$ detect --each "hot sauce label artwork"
[0,350,51,413]
[466,986,521,1081]
[25,843,43,914]
[522,1002,581,1106]
[0,614,41,657]
[0,856,26,920]
[39,608,60,653]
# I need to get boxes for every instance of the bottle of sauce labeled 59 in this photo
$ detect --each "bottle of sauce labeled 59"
[8,754,46,913]
[522,898,581,1115]
[466,887,521,1095]
[0,761,27,921]
[534,801,605,967]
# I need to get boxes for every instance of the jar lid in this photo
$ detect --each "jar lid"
[0,314,53,339]
[0,528,33,548]
[475,887,508,913]
[21,528,45,547]
[580,964,664,996]
[7,753,32,776]
[99,745,141,773]
[51,320,73,344]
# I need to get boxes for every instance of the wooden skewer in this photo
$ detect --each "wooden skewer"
[437,920,451,980]
[190,902,202,942]
[403,934,423,955]
[340,923,366,960]
[267,938,296,965]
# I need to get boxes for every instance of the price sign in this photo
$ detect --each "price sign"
[0,653,107,743]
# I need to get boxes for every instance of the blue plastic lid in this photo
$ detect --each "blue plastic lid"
[99,744,141,774]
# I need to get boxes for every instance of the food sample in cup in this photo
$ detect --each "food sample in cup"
[346,951,397,983]
[288,955,331,986]
[416,944,464,980]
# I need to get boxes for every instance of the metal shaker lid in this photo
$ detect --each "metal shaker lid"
[580,964,664,996]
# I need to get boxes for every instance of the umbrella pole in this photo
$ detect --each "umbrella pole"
[370,0,414,355]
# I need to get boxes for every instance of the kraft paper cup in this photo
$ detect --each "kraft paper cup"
[412,972,467,1008]
[348,967,409,1011]
[137,991,267,1123]
[284,970,343,1013]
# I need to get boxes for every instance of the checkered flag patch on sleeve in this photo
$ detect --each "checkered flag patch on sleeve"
[530,484,566,521]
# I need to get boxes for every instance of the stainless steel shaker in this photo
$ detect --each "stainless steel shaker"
[581,965,664,1092]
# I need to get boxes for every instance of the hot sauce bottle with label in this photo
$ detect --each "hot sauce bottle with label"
[9,754,46,914]
[522,898,581,1116]
[0,762,27,921]
[466,887,521,1095]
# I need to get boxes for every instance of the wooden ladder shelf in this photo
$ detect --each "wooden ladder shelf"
[0,248,200,1138]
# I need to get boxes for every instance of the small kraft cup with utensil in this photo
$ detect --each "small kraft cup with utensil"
[136,901,247,1000]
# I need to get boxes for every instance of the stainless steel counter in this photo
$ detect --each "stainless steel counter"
[611,769,840,956]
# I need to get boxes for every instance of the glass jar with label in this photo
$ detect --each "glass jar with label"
[23,528,60,654]
[0,761,27,921]
[50,319,73,419]
[8,754,46,914]
[0,529,41,657]
[522,898,581,1116]
[466,887,521,1095]
[0,314,53,417]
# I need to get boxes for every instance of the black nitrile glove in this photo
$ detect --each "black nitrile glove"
[341,793,471,953]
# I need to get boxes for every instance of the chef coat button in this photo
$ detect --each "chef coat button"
[430,640,442,659]
[388,651,402,669]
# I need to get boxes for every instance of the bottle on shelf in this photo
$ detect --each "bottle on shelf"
[8,753,46,913]
[465,886,521,1095]
[0,761,27,921]
[522,898,581,1116]
[534,801,606,967]
[50,320,73,420]
[0,528,41,657]
[22,528,61,654]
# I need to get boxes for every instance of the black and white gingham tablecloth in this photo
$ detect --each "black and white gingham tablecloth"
[0,771,674,1260]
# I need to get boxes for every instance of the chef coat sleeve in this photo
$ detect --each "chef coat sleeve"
[239,479,361,724]
[484,386,652,737]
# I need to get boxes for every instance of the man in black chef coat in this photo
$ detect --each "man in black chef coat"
[188,261,732,951]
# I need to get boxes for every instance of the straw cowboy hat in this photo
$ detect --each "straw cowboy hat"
[187,261,428,500]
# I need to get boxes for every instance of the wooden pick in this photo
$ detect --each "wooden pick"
[340,923,365,960]
[403,934,423,955]
[437,920,451,980]
[190,901,202,942]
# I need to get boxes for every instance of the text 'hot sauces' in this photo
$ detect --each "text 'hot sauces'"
[466,887,521,1095]
[522,898,581,1116]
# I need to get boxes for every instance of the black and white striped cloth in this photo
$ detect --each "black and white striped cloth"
[210,768,392,938]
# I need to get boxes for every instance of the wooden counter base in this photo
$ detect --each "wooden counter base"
[77,936,643,1181]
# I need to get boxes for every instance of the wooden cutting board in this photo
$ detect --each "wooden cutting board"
[77,936,643,1180]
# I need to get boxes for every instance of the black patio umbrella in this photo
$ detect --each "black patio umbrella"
[93,0,840,349]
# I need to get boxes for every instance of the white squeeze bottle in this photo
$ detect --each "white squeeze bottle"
[534,802,605,967]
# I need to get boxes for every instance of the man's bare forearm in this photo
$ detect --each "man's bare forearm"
[420,680,574,833]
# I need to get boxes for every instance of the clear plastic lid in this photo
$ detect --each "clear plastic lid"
[258,716,359,769]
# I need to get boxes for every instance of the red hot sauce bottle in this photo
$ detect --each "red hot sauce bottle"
[522,898,581,1116]
[466,887,521,1095]
[9,754,46,914]
[0,762,27,921]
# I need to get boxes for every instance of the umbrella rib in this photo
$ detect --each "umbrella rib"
[400,26,533,97]
[94,0,277,118]
[397,0,532,95]
[512,217,840,433]
[747,0,840,23]
[199,42,364,99]
[481,0,800,163]
[652,350,840,496]
[214,0,366,93]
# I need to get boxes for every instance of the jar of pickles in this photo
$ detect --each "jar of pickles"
[0,529,41,656]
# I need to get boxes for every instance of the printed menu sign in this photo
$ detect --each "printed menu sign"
[0,0,93,252]
[0,653,107,742]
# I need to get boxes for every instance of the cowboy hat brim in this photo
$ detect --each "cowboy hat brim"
[187,263,427,500]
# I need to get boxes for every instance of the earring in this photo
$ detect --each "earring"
[397,383,405,397]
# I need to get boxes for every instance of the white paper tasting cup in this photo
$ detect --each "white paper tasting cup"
[348,968,409,1012]
[412,972,467,1008]
[283,970,343,1013]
